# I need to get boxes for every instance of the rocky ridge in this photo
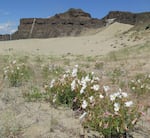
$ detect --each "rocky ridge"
[0,8,150,40]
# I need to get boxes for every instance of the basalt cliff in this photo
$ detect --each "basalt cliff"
[0,8,150,40]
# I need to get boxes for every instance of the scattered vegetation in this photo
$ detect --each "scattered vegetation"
[0,42,149,137]
[129,73,150,96]
[3,60,33,87]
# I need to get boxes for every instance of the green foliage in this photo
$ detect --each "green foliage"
[129,73,150,96]
[82,91,140,137]
[23,85,47,102]
[3,60,33,87]
[42,64,64,79]
[43,66,142,137]
[107,68,126,84]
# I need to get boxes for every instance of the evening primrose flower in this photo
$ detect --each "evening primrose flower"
[89,96,94,103]
[114,103,120,112]
[80,84,86,94]
[93,76,100,81]
[72,65,78,77]
[53,95,56,103]
[85,75,91,82]
[71,80,76,91]
[125,101,133,107]
[99,94,104,99]
[121,92,128,98]
[79,112,87,120]
[103,85,110,92]
[50,79,55,88]
[110,94,116,101]
[82,100,88,109]
[12,60,16,64]
[91,84,100,91]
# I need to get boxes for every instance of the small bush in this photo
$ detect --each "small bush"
[43,65,91,108]
[3,60,33,87]
[43,66,143,137]
[42,64,64,79]
[129,73,150,96]
[82,90,141,137]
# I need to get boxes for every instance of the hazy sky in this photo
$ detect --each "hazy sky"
[0,0,150,34]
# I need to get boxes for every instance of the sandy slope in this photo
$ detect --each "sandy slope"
[0,22,135,56]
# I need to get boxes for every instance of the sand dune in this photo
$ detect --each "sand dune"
[0,22,136,56]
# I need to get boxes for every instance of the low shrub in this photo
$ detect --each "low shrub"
[129,73,150,96]
[3,60,32,87]
[43,65,143,137]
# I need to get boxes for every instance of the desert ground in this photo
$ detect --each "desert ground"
[0,22,149,138]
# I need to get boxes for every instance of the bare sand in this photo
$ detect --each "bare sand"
[0,22,135,56]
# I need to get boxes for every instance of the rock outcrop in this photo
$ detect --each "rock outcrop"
[0,9,150,40]
[11,8,103,39]
[0,34,11,41]
[103,11,150,25]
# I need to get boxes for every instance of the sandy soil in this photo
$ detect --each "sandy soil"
[0,22,137,56]
[0,22,149,138]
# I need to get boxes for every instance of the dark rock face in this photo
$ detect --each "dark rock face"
[0,9,150,40]
[103,11,150,25]
[11,8,103,39]
[0,34,11,41]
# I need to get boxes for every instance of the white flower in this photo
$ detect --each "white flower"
[12,60,16,64]
[91,84,100,91]
[99,94,104,99]
[110,94,116,101]
[71,65,78,77]
[81,77,86,85]
[91,72,94,75]
[114,103,120,112]
[4,70,8,74]
[53,95,56,103]
[132,87,135,90]
[80,85,86,94]
[79,112,87,120]
[131,80,135,83]
[85,75,91,82]
[114,92,122,98]
[137,79,141,83]
[72,68,78,77]
[17,66,20,70]
[89,96,94,103]
[50,79,55,88]
[121,92,128,98]
[75,64,78,68]
[81,100,88,109]
[71,80,76,91]
[93,76,100,81]
[141,85,144,89]
[103,85,110,92]
[80,79,87,94]
[125,101,133,107]
[110,92,122,101]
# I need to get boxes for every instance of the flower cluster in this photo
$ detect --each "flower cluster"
[43,65,142,137]
[3,60,32,87]
[82,89,141,137]
[44,65,101,109]
[129,73,150,96]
